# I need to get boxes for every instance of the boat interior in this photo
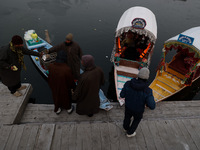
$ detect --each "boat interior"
[168,50,193,75]
[150,48,200,102]
[167,49,200,81]
[117,31,151,62]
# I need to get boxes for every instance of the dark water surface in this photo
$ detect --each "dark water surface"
[1,0,200,104]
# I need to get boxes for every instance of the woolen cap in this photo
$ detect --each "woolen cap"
[138,67,150,80]
[11,35,23,45]
[66,33,73,41]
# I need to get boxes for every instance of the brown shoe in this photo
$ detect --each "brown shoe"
[17,85,27,91]
[13,91,22,97]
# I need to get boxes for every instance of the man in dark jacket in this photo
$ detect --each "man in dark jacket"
[0,35,41,97]
[72,55,105,117]
[48,50,76,114]
[48,33,82,80]
[120,67,156,137]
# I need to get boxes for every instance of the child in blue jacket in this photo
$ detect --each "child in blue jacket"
[120,67,156,137]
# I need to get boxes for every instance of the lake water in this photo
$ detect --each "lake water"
[1,0,200,104]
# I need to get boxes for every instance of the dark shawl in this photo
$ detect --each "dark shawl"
[72,55,105,115]
[48,62,76,112]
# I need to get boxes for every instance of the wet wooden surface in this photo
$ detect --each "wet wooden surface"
[1,118,200,150]
[1,83,200,150]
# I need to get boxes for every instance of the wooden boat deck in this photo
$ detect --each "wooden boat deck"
[1,83,200,150]
[114,59,140,105]
[150,70,185,102]
[115,65,139,79]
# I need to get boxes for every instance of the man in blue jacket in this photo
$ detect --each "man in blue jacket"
[120,67,156,137]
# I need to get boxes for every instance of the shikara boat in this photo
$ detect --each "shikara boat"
[24,30,56,78]
[149,27,200,102]
[110,6,157,105]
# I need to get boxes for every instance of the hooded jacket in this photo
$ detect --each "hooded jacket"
[120,78,155,112]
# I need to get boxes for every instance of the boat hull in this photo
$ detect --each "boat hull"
[161,75,200,101]
[25,37,54,78]
[114,59,140,105]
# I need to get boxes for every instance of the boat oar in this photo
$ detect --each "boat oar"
[45,29,51,44]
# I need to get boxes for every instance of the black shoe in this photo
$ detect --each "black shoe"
[67,105,74,114]
[87,114,93,117]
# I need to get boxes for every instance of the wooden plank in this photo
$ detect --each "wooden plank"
[163,120,187,149]
[146,120,165,150]
[99,123,111,150]
[18,125,34,150]
[127,133,139,150]
[76,123,92,150]
[108,122,134,150]
[140,120,157,150]
[35,124,55,150]
[135,125,147,150]
[91,123,101,150]
[0,125,12,150]
[26,125,40,150]
[51,124,62,150]
[68,123,77,150]
[117,122,129,150]
[21,101,200,124]
[60,124,70,150]
[45,29,51,44]
[4,125,24,150]
[75,123,83,150]
[176,119,198,150]
[0,83,32,125]
[60,123,77,150]
[11,125,25,150]
[108,122,120,150]
[81,123,92,150]
[13,84,33,124]
[167,120,191,150]
[182,119,200,149]
[190,118,200,137]
[154,120,171,150]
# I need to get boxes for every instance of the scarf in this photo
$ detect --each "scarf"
[10,42,26,70]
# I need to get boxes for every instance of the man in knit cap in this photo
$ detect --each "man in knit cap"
[0,35,41,97]
[48,33,82,80]
[72,55,105,117]
[120,67,156,137]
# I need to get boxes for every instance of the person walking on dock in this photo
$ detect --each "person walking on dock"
[120,67,156,137]
[72,55,105,117]
[47,33,82,80]
[48,50,76,115]
[0,35,41,97]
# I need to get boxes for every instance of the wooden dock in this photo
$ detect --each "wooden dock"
[0,83,200,150]
[0,83,32,125]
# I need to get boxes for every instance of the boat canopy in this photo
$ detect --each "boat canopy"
[115,6,157,44]
[164,26,200,58]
